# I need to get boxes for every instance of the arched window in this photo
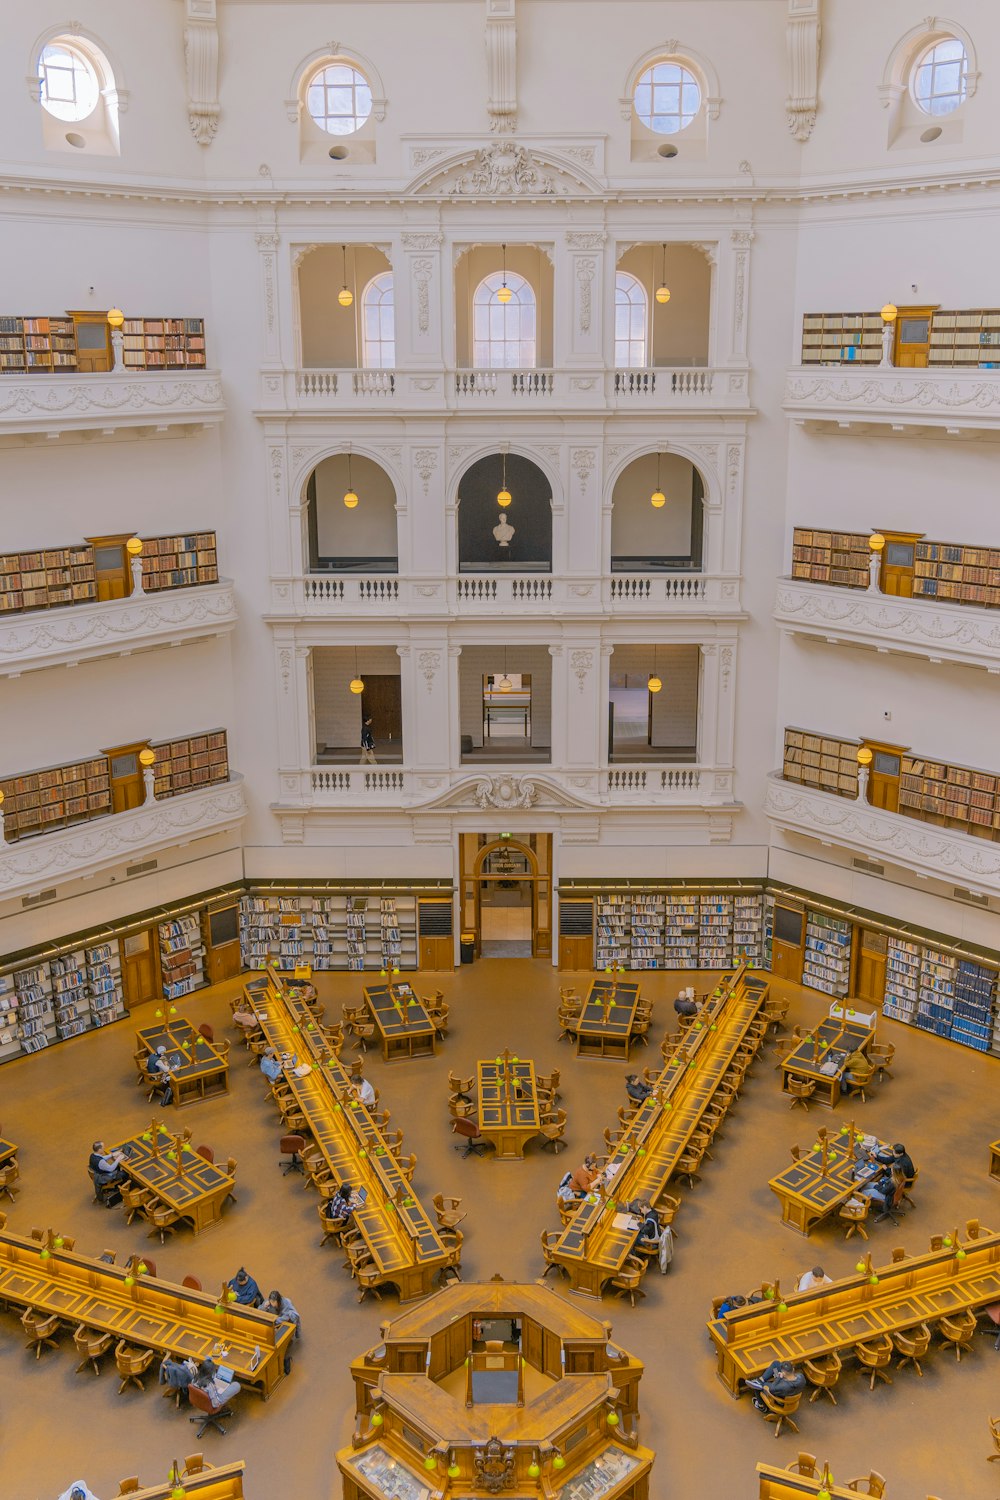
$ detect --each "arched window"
[32,31,121,154]
[361,273,395,368]
[473,272,536,369]
[305,61,372,134]
[615,273,648,367]
[633,59,702,135]
[912,37,968,115]
[38,41,101,121]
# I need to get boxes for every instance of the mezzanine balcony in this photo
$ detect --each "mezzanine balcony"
[783,365,1000,440]
[0,369,225,440]
[764,771,1000,900]
[774,576,1000,673]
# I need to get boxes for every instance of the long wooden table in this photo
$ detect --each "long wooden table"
[136,1018,229,1106]
[125,1462,245,1500]
[0,1222,292,1396]
[757,1461,898,1500]
[781,1014,875,1108]
[576,979,642,1059]
[769,1127,891,1235]
[244,969,449,1300]
[551,963,769,1294]
[112,1122,234,1234]
[709,1223,1000,1395]
[0,1138,16,1167]
[477,1052,541,1159]
[362,982,436,1061]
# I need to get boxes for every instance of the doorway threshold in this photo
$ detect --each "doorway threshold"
[480,940,534,958]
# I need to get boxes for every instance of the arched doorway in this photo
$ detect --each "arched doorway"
[459,834,552,958]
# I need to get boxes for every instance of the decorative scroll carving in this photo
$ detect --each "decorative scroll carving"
[473,775,537,811]
[451,143,556,195]
[183,0,220,145]
[485,0,517,133]
[417,649,441,691]
[786,0,821,141]
[569,647,594,692]
[576,257,596,331]
[411,256,433,333]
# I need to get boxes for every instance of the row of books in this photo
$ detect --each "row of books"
[0,945,126,1060]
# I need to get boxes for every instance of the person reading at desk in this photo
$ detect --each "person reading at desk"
[351,1076,376,1108]
[625,1073,652,1104]
[567,1155,601,1196]
[839,1045,870,1096]
[260,1047,283,1084]
[796,1266,833,1292]
[747,1360,806,1407]
[160,1352,197,1399]
[323,1181,356,1228]
[864,1164,905,1218]
[227,1266,263,1308]
[266,1288,301,1374]
[88,1141,128,1187]
[673,992,698,1019]
[146,1045,175,1107]
[193,1358,241,1410]
[876,1141,916,1185]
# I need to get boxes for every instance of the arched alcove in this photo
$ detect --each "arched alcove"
[610,453,704,571]
[298,244,392,367]
[454,245,553,367]
[305,454,398,572]
[457,454,552,573]
[616,245,711,367]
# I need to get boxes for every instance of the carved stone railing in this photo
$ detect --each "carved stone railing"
[0,775,247,901]
[764,771,1000,899]
[274,573,741,617]
[0,370,225,438]
[0,580,238,677]
[774,577,1000,672]
[783,365,1000,436]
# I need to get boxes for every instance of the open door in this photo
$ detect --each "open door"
[361,675,402,748]
[893,306,937,368]
[120,927,161,1008]
[770,902,805,983]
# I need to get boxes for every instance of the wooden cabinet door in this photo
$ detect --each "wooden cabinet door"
[770,904,804,983]
[361,675,402,746]
[88,537,130,601]
[69,311,112,373]
[105,743,146,813]
[855,929,887,1006]
[864,744,903,812]
[893,306,936,368]
[881,540,916,596]
[120,929,160,1007]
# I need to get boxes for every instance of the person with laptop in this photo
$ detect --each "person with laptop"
[265,1288,301,1374]
[193,1357,241,1410]
[260,1047,283,1084]
[625,1073,653,1104]
[323,1181,357,1228]
[145,1045,175,1107]
[88,1141,128,1188]
[876,1141,916,1185]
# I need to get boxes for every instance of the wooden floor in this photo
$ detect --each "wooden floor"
[1,959,997,1499]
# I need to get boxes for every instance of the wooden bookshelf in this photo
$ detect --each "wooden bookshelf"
[22,315,77,371]
[0,316,26,372]
[790,528,869,588]
[912,539,1000,608]
[0,756,111,841]
[141,532,219,591]
[928,309,1000,368]
[239,889,421,973]
[782,728,859,799]
[800,311,883,365]
[898,753,1000,839]
[150,730,228,799]
[121,317,206,369]
[0,545,97,613]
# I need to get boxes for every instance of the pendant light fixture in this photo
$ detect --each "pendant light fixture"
[338,244,354,307]
[497,451,512,508]
[655,243,671,305]
[497,243,512,304]
[498,644,513,693]
[350,645,365,696]
[650,451,666,509]
[343,450,359,509]
[648,644,662,694]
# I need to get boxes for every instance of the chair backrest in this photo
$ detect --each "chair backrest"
[187,1384,215,1414]
[791,1454,817,1477]
[867,1474,886,1499]
[198,1023,214,1042]
[118,1479,140,1495]
[182,1275,203,1290]
[452,1118,480,1140]
[195,1145,214,1163]
[281,1133,306,1154]
[227,1157,237,1176]
[183,1454,205,1475]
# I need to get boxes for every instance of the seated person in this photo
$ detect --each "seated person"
[748,1360,805,1403]
[716,1292,747,1318]
[673,992,698,1019]
[567,1155,601,1196]
[145,1045,175,1106]
[259,1047,283,1084]
[624,1073,652,1104]
[57,1485,101,1500]
[159,1352,197,1398]
[323,1182,356,1227]
[266,1288,301,1374]
[227,1266,263,1307]
[876,1141,915,1184]
[192,1357,241,1410]
[631,1200,662,1253]
[796,1265,833,1292]
[352,1075,376,1108]
[865,1165,905,1217]
[88,1141,128,1187]
[840,1046,871,1094]
[556,1170,580,1206]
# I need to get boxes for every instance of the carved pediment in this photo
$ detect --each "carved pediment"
[415,773,600,813]
[409,142,599,198]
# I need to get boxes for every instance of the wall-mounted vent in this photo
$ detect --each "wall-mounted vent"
[21,888,57,908]
[126,859,158,878]
[851,858,884,877]
[953,886,989,908]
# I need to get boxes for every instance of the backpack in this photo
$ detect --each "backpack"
[558,1171,573,1192]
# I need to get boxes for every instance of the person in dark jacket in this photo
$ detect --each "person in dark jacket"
[625,1073,652,1104]
[227,1266,263,1307]
[360,718,377,765]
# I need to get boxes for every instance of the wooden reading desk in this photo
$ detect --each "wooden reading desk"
[127,1462,245,1500]
[477,1051,541,1159]
[136,1017,229,1106]
[756,1460,946,1500]
[769,1126,891,1235]
[112,1121,234,1233]
[551,964,769,1294]
[576,979,642,1059]
[0,1221,292,1396]
[362,982,436,1062]
[0,1137,16,1168]
[709,1223,1000,1395]
[780,1013,875,1108]
[990,1139,1000,1182]
[243,968,449,1300]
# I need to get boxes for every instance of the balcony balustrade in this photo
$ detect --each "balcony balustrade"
[783,365,1000,438]
[0,369,225,439]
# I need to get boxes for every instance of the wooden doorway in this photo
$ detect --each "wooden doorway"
[203,903,243,985]
[120,927,161,1008]
[68,311,112,373]
[86,535,132,601]
[893,306,937,368]
[862,741,904,812]
[771,902,805,983]
[854,927,887,1007]
[104,742,148,814]
[361,675,402,750]
[878,532,922,597]
[460,834,552,959]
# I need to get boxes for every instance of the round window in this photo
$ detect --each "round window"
[633,61,701,135]
[38,42,100,122]
[306,63,373,136]
[912,37,968,116]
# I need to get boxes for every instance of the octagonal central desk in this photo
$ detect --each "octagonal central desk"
[476,1055,541,1159]
[576,980,642,1059]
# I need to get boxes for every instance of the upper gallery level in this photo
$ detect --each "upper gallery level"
[0,530,237,676]
[785,304,1000,438]
[766,726,1000,899]
[775,526,1000,671]
[0,729,245,903]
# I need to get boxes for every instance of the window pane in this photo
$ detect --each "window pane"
[306,63,373,135]
[634,59,701,134]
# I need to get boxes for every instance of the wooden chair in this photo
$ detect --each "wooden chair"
[536,1069,560,1096]
[651,1190,681,1231]
[773,1029,805,1065]
[610,1255,647,1307]
[279,1133,307,1175]
[893,1323,930,1376]
[803,1350,841,1404]
[399,1152,417,1183]
[318,1202,352,1249]
[448,1071,475,1099]
[760,1388,801,1437]
[890,1247,907,1263]
[854,1333,893,1388]
[762,998,789,1034]
[346,1017,376,1053]
[787,1077,816,1111]
[115,1339,156,1393]
[224,1157,237,1204]
[183,1455,205,1476]
[448,1095,476,1119]
[675,1142,704,1190]
[118,1480,140,1495]
[900,1166,918,1211]
[430,1004,450,1039]
[145,1202,182,1243]
[371,1109,391,1130]
[557,1010,580,1042]
[843,1064,874,1104]
[438,1227,463,1282]
[631,1019,650,1048]
[356,1263,385,1303]
[988,1416,1000,1463]
[121,1183,154,1226]
[789,1455,818,1477]
[938,1308,977,1360]
[538,1109,568,1153]
[182,1275,203,1291]
[74,1323,114,1375]
[382,1129,404,1154]
[540,1228,565,1279]
[558,987,580,1007]
[558,1198,581,1226]
[195,1144,214,1163]
[867,1041,895,1082]
[845,1474,886,1497]
[604,1126,624,1153]
[0,1158,20,1202]
[21,1306,61,1358]
[840,1197,869,1241]
[432,1193,466,1230]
